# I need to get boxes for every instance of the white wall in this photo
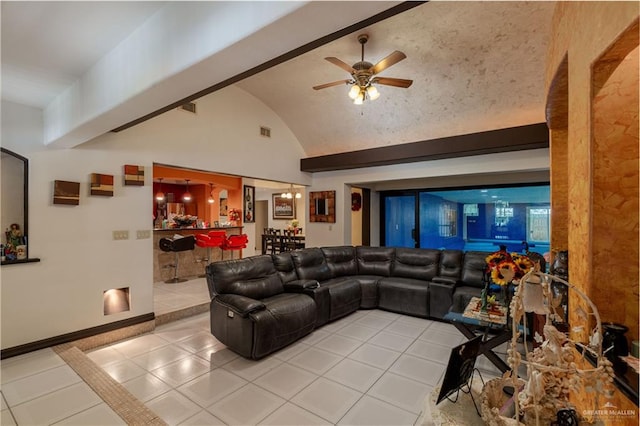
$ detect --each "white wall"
[1,86,310,349]
[1,87,550,350]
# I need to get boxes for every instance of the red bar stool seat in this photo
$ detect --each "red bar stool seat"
[222,234,248,259]
[195,231,228,275]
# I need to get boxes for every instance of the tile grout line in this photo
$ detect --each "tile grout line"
[53,343,168,425]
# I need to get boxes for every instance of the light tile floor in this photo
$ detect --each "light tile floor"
[1,306,508,425]
[154,277,210,316]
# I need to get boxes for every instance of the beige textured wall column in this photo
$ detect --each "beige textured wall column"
[546,55,569,257]
[545,2,639,416]
[546,2,638,336]
[592,45,639,339]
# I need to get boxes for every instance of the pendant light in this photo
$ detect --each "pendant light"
[281,185,302,199]
[183,179,192,202]
[207,183,215,204]
[155,178,165,202]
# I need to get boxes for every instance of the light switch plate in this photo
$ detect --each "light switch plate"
[136,230,151,239]
[113,230,129,240]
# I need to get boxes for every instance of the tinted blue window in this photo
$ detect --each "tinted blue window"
[384,184,550,255]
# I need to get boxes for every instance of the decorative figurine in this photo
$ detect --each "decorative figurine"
[4,223,25,260]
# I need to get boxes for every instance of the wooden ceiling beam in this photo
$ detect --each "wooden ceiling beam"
[300,123,549,172]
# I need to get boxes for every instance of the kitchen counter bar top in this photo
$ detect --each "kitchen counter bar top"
[153,226,243,232]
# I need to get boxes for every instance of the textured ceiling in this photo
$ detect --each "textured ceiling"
[236,1,555,157]
[1,1,555,160]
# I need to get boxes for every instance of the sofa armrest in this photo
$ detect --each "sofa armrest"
[215,294,265,317]
[284,279,320,292]
[431,276,458,285]
[429,281,456,319]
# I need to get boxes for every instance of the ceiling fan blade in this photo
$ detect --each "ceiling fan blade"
[373,77,413,88]
[371,51,406,75]
[313,79,351,90]
[325,57,356,74]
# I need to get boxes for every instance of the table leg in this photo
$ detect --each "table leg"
[450,322,511,374]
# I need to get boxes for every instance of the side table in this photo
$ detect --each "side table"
[443,297,511,374]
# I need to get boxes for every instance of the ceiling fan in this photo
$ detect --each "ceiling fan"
[313,34,413,104]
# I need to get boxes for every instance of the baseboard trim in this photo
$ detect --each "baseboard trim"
[1,313,155,359]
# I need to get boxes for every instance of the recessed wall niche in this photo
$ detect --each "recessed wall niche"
[590,38,639,332]
[103,287,130,315]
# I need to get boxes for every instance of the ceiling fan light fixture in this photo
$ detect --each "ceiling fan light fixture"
[313,34,412,100]
[366,85,380,100]
[348,84,361,99]
[353,91,365,105]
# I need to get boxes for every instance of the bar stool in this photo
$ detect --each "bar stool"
[222,234,248,259]
[159,235,195,283]
[195,233,213,277]
[207,230,226,262]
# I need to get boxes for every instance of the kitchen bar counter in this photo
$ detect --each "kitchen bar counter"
[153,227,243,282]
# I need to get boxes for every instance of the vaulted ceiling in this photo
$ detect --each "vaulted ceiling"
[1,1,555,157]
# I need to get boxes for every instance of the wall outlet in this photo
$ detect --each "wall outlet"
[136,230,151,239]
[112,230,129,240]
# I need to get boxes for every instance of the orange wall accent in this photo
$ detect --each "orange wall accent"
[152,164,241,189]
[152,165,243,226]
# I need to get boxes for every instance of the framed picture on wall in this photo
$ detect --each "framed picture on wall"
[273,194,295,219]
[309,190,336,223]
[220,198,228,217]
[243,185,255,223]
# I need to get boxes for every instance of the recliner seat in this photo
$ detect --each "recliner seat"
[206,255,316,359]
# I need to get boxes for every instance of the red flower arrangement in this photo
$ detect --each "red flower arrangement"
[228,208,241,222]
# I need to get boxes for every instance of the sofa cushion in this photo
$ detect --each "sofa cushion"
[272,252,298,284]
[207,255,283,299]
[301,277,361,326]
[356,246,394,277]
[438,250,464,281]
[460,251,491,288]
[392,248,440,280]
[323,278,361,321]
[250,293,316,359]
[322,246,357,277]
[291,248,332,282]
[348,275,381,309]
[378,277,429,318]
[451,286,483,313]
[429,281,455,320]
